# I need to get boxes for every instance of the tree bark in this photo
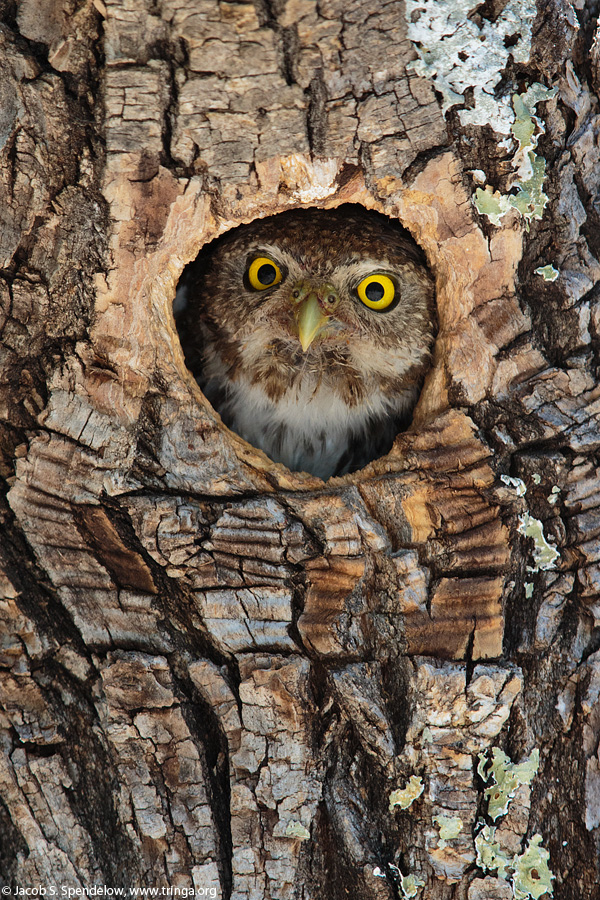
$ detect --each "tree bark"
[1,0,599,898]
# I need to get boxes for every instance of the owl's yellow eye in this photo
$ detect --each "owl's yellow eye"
[357,274,396,310]
[248,257,282,290]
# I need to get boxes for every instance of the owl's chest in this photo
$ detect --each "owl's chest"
[202,361,398,479]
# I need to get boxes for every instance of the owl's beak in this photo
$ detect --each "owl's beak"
[297,295,330,352]
[292,283,339,352]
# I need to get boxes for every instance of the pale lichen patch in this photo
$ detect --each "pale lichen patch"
[474,187,513,228]
[548,485,561,506]
[518,513,560,572]
[399,872,425,898]
[498,475,560,572]
[500,475,527,496]
[285,820,310,840]
[475,825,554,899]
[433,813,463,848]
[512,834,555,899]
[373,866,425,898]
[389,774,424,811]
[472,87,557,227]
[477,747,540,821]
[511,85,558,178]
[474,751,554,898]
[475,824,511,878]
[405,0,537,132]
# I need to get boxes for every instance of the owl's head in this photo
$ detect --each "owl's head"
[180,205,435,390]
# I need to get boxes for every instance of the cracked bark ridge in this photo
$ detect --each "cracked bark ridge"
[1,1,600,899]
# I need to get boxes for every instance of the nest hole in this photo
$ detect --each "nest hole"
[174,204,436,481]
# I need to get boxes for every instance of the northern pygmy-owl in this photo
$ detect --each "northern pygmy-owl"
[177,205,435,480]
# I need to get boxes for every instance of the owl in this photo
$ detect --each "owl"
[177,205,435,480]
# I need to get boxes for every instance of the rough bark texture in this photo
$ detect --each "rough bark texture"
[1,0,599,898]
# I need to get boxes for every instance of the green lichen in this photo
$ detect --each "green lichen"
[512,94,537,155]
[500,474,527,496]
[389,775,424,811]
[525,583,534,599]
[404,1,556,230]
[535,265,559,282]
[400,872,425,898]
[405,0,538,132]
[498,475,560,571]
[510,153,551,224]
[510,158,546,220]
[433,814,463,848]
[285,820,310,840]
[475,145,551,227]
[475,751,553,898]
[473,88,556,227]
[548,485,561,506]
[512,834,555,899]
[512,85,558,161]
[475,825,554,898]
[518,513,560,572]
[475,824,511,878]
[374,866,424,898]
[478,748,540,821]
[474,187,513,227]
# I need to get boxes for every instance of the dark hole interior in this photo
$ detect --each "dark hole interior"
[174,204,436,480]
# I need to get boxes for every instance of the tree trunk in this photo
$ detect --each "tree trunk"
[1,0,599,897]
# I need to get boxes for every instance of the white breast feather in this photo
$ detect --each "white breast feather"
[201,345,419,479]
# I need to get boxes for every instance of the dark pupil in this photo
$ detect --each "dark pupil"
[365,281,385,302]
[257,263,276,285]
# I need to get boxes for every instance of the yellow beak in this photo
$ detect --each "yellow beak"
[296,293,331,352]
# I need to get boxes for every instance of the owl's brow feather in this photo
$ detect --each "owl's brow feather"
[233,233,415,277]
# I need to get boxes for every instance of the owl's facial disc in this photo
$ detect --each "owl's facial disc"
[290,279,340,352]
